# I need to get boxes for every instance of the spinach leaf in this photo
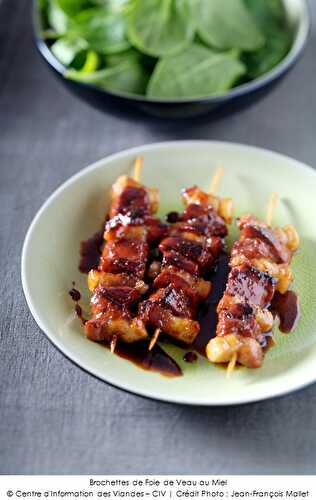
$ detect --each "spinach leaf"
[89,0,132,11]
[37,0,48,12]
[51,36,88,65]
[72,8,130,54]
[57,0,92,17]
[47,0,69,33]
[105,48,141,67]
[243,29,290,78]
[195,0,264,52]
[147,44,246,99]
[244,0,287,29]
[127,0,195,57]
[66,59,149,94]
[243,0,291,78]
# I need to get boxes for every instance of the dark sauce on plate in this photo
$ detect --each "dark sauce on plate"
[193,253,230,356]
[75,304,87,325]
[79,229,104,273]
[183,352,198,363]
[69,288,81,301]
[103,340,182,377]
[271,290,300,334]
[69,287,87,325]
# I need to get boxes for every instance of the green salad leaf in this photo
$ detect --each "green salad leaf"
[195,0,265,52]
[66,59,149,94]
[51,36,88,65]
[243,0,287,29]
[47,0,69,33]
[89,0,132,10]
[105,48,142,67]
[243,0,291,78]
[57,0,92,17]
[147,44,246,99]
[127,0,195,57]
[72,8,130,54]
[243,30,290,78]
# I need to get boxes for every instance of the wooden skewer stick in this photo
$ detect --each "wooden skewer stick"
[208,166,224,195]
[133,156,143,182]
[226,352,237,378]
[266,192,278,227]
[149,328,161,351]
[110,335,117,354]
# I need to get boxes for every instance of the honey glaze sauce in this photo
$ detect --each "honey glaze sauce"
[193,253,230,356]
[69,286,87,325]
[271,290,300,334]
[79,228,104,273]
[105,341,183,378]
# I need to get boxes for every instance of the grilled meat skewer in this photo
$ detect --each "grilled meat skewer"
[206,207,300,369]
[84,165,167,346]
[139,184,233,345]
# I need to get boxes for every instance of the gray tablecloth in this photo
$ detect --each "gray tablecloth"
[1,0,316,475]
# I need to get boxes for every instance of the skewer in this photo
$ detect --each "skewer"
[266,192,278,227]
[226,352,237,378]
[133,156,143,182]
[110,335,117,354]
[209,167,237,377]
[148,167,226,352]
[133,155,162,353]
[132,156,161,353]
[149,328,161,351]
[226,192,279,376]
[208,166,224,195]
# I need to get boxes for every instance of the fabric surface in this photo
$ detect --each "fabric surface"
[1,0,316,475]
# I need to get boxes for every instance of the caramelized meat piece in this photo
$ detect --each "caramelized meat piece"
[181,203,228,237]
[154,272,200,306]
[85,316,147,343]
[226,264,276,308]
[153,266,211,300]
[150,286,196,318]
[105,221,147,242]
[159,236,221,275]
[217,309,261,339]
[238,215,290,264]
[110,175,158,218]
[162,250,199,276]
[104,214,168,244]
[232,237,277,263]
[110,185,150,218]
[160,236,203,260]
[85,284,148,343]
[92,286,141,309]
[87,270,148,294]
[100,238,148,278]
[139,300,200,345]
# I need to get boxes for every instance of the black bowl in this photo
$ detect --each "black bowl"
[33,0,310,119]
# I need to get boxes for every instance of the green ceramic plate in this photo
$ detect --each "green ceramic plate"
[21,141,316,405]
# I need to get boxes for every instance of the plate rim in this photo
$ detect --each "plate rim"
[21,140,316,406]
